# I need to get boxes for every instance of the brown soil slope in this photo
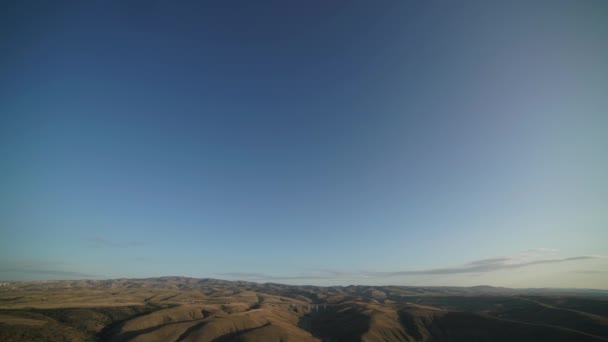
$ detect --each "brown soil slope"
[0,277,606,341]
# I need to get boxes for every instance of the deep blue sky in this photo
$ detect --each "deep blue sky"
[1,1,607,288]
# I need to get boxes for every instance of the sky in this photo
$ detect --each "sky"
[1,1,607,288]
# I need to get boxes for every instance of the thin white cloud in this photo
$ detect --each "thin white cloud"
[90,237,144,248]
[525,248,559,253]
[216,271,349,281]
[0,268,97,278]
[468,257,512,265]
[571,270,606,274]
[216,252,603,282]
[0,259,100,280]
[367,256,601,277]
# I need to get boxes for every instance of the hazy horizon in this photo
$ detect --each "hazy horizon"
[2,1,607,289]
[4,275,608,292]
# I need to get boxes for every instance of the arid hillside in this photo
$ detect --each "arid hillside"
[0,277,607,341]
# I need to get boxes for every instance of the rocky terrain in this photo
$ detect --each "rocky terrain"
[0,277,607,341]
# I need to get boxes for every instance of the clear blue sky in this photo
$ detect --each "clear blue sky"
[1,1,607,288]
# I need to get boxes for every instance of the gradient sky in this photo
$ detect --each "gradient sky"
[1,1,607,288]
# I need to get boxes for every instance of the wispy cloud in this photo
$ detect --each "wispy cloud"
[218,272,269,279]
[90,237,144,248]
[525,248,559,253]
[367,256,600,277]
[216,272,346,281]
[0,259,100,280]
[571,270,606,274]
[216,251,603,282]
[468,257,512,266]
[0,268,97,278]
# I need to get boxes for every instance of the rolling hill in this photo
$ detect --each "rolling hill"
[1,277,606,341]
